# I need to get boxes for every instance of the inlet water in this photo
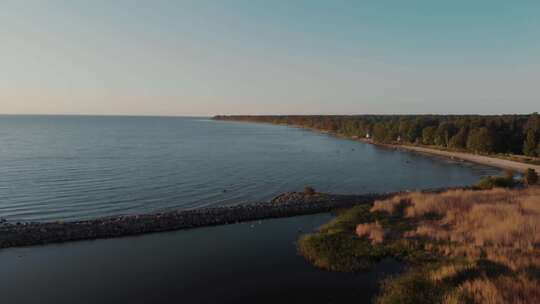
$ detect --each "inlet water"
[0,213,405,304]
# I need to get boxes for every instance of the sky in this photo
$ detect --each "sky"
[1,0,539,116]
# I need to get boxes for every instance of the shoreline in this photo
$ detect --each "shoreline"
[0,119,496,250]
[336,129,538,173]
[4,119,531,250]
[357,139,540,173]
[217,118,539,173]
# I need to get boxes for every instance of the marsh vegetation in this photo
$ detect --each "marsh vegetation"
[298,187,540,303]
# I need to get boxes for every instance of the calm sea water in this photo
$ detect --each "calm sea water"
[0,115,500,303]
[0,115,497,222]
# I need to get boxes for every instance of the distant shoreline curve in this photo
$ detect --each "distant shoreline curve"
[217,118,540,173]
[368,141,540,173]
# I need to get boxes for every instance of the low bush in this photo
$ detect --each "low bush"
[475,175,515,189]
[376,266,442,304]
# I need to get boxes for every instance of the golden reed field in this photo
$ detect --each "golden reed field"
[363,187,540,304]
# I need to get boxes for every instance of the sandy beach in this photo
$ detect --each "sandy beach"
[371,141,540,173]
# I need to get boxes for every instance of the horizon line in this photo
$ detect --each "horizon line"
[1,112,536,118]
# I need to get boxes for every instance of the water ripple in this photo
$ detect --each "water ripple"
[0,116,499,222]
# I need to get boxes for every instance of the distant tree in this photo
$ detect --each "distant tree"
[503,117,525,154]
[384,124,399,143]
[341,119,360,136]
[406,120,423,143]
[216,114,537,156]
[467,127,497,153]
[434,122,457,147]
[525,112,540,132]
[523,168,538,185]
[398,119,412,141]
[523,129,538,157]
[372,123,388,142]
[422,126,436,145]
[448,128,468,149]
[537,142,540,158]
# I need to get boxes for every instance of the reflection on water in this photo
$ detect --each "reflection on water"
[0,213,404,304]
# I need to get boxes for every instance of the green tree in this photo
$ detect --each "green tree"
[217,114,539,155]
[372,122,388,142]
[523,168,538,185]
[397,118,422,143]
[398,119,412,141]
[523,129,538,157]
[448,128,468,149]
[525,112,540,132]
[467,127,496,153]
[385,124,399,143]
[434,122,456,147]
[422,126,436,145]
[406,120,423,143]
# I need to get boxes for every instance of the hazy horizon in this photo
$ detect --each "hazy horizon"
[1,112,538,118]
[2,1,539,116]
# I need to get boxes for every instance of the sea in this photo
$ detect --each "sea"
[0,115,499,304]
[0,115,498,222]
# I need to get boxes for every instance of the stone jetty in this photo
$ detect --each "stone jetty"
[0,187,463,250]
[0,192,391,249]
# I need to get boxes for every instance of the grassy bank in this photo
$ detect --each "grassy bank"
[297,187,540,303]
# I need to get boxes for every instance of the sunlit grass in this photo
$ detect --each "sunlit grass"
[297,186,540,303]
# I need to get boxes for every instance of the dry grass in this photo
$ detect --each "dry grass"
[373,187,540,262]
[371,187,540,303]
[356,221,385,244]
[430,261,477,282]
[371,195,410,214]
[444,273,540,304]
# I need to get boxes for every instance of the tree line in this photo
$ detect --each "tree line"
[215,113,540,156]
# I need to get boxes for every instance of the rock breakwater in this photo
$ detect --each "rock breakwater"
[0,192,390,249]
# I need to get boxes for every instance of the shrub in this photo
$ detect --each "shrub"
[376,268,442,304]
[356,221,385,244]
[450,273,540,304]
[476,176,515,189]
[523,168,538,185]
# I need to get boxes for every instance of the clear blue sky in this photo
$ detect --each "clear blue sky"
[1,0,539,116]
